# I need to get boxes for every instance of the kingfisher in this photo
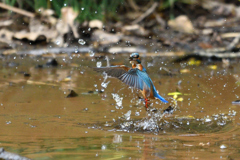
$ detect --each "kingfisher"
[94,53,168,108]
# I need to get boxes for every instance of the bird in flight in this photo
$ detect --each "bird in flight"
[94,53,168,109]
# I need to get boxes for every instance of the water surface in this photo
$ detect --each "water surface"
[0,54,239,159]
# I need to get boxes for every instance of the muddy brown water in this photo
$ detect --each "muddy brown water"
[0,54,239,160]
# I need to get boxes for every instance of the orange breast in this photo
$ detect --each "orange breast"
[132,64,136,69]
[138,64,143,71]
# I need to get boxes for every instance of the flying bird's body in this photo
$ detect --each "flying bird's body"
[94,53,168,108]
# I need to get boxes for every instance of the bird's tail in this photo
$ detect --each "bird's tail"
[155,93,168,103]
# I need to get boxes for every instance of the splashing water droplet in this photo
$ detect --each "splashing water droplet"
[101,81,110,88]
[6,121,11,124]
[74,47,78,53]
[78,39,86,45]
[101,145,106,150]
[124,110,131,120]
[96,61,102,67]
[135,112,140,116]
[89,51,95,57]
[220,144,227,149]
[55,40,60,46]
[112,93,123,109]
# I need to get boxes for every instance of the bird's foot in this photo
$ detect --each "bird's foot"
[144,98,150,108]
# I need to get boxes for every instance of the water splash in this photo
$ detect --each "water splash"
[89,50,95,57]
[113,134,122,143]
[101,145,106,150]
[112,93,123,109]
[96,61,102,67]
[101,81,110,88]
[101,73,110,88]
[135,112,140,116]
[78,39,86,45]
[123,110,131,120]
[55,40,60,46]
[6,121,11,124]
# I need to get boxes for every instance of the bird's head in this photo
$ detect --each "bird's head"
[129,53,140,62]
[130,53,140,58]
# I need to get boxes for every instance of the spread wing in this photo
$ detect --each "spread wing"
[118,69,144,90]
[135,70,152,89]
[93,66,130,78]
[94,66,148,91]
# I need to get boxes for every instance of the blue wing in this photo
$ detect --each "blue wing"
[118,69,144,90]
[135,69,152,89]
[93,66,130,78]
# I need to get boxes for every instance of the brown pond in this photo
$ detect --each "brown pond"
[0,53,239,160]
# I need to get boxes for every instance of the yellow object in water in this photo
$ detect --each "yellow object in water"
[177,97,184,102]
[180,69,190,73]
[188,58,201,66]
[208,65,217,70]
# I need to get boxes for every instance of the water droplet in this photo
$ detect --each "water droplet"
[96,61,102,67]
[78,39,86,45]
[6,121,11,124]
[101,81,110,88]
[74,47,78,53]
[220,144,227,149]
[124,110,131,120]
[135,112,140,116]
[55,40,60,46]
[112,93,123,109]
[89,50,95,57]
[81,8,84,10]
[147,62,153,67]
[101,145,106,150]
[205,115,212,122]
[64,3,67,6]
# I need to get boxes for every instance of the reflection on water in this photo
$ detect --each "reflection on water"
[0,54,239,159]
